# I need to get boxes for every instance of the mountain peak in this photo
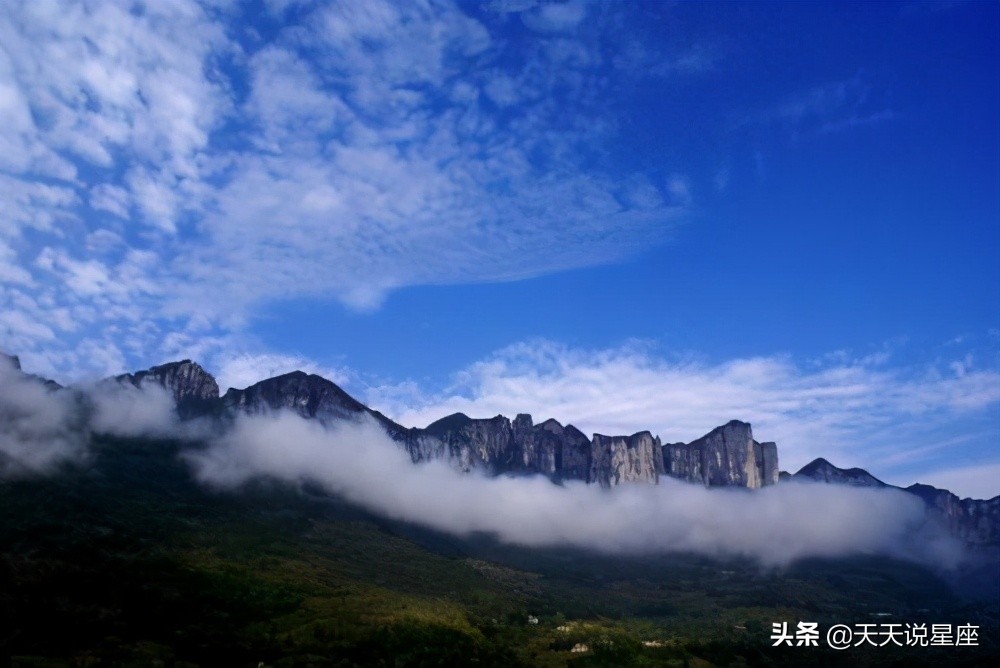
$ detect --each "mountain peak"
[116,359,220,404]
[1,352,21,371]
[222,369,367,421]
[424,412,473,435]
[671,420,775,488]
[794,458,886,488]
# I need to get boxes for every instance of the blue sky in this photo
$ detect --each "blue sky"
[1,0,998,497]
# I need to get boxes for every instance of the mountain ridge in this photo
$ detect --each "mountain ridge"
[3,353,998,546]
[793,457,1000,546]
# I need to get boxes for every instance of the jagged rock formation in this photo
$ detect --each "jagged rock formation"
[116,360,219,402]
[792,458,1000,546]
[408,414,779,489]
[590,432,662,487]
[513,414,558,476]
[223,371,364,421]
[542,419,591,481]
[407,412,593,480]
[414,413,516,473]
[115,360,219,417]
[906,483,1000,546]
[663,421,778,489]
[108,363,780,489]
[1,352,62,390]
[221,371,410,440]
[794,457,887,487]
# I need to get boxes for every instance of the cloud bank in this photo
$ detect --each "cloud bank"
[186,411,963,569]
[0,360,180,475]
[0,359,86,474]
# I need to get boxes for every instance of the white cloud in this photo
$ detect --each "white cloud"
[0,241,32,286]
[0,174,78,237]
[89,184,132,220]
[187,411,963,569]
[0,359,85,474]
[0,0,691,377]
[86,379,180,438]
[521,0,589,33]
[0,358,191,475]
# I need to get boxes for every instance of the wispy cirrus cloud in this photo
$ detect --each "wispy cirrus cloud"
[747,74,895,136]
[0,0,691,378]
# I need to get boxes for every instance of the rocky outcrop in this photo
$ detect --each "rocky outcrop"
[222,371,409,440]
[117,360,219,404]
[408,412,594,480]
[664,420,778,489]
[757,441,779,487]
[513,414,558,475]
[590,431,662,487]
[1,352,62,390]
[113,360,219,418]
[537,418,591,481]
[906,484,1000,546]
[414,413,516,473]
[663,441,702,483]
[223,371,362,421]
[793,457,887,487]
[791,458,1000,546]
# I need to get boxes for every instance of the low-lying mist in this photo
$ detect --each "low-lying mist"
[186,411,964,569]
[0,361,180,475]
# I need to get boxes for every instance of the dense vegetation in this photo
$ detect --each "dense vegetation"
[1,435,996,666]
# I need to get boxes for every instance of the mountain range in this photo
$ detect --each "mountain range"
[4,353,999,547]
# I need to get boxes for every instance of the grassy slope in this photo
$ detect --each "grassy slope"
[0,435,996,667]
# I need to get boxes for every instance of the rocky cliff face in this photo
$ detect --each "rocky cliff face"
[757,441,779,487]
[590,432,662,487]
[413,413,517,474]
[905,484,1000,546]
[117,360,219,404]
[537,418,591,481]
[513,414,557,476]
[407,412,594,480]
[664,420,778,489]
[407,415,779,490]
[114,360,219,418]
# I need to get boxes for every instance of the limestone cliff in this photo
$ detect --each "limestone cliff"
[663,420,778,489]
[589,432,662,487]
[117,360,219,404]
